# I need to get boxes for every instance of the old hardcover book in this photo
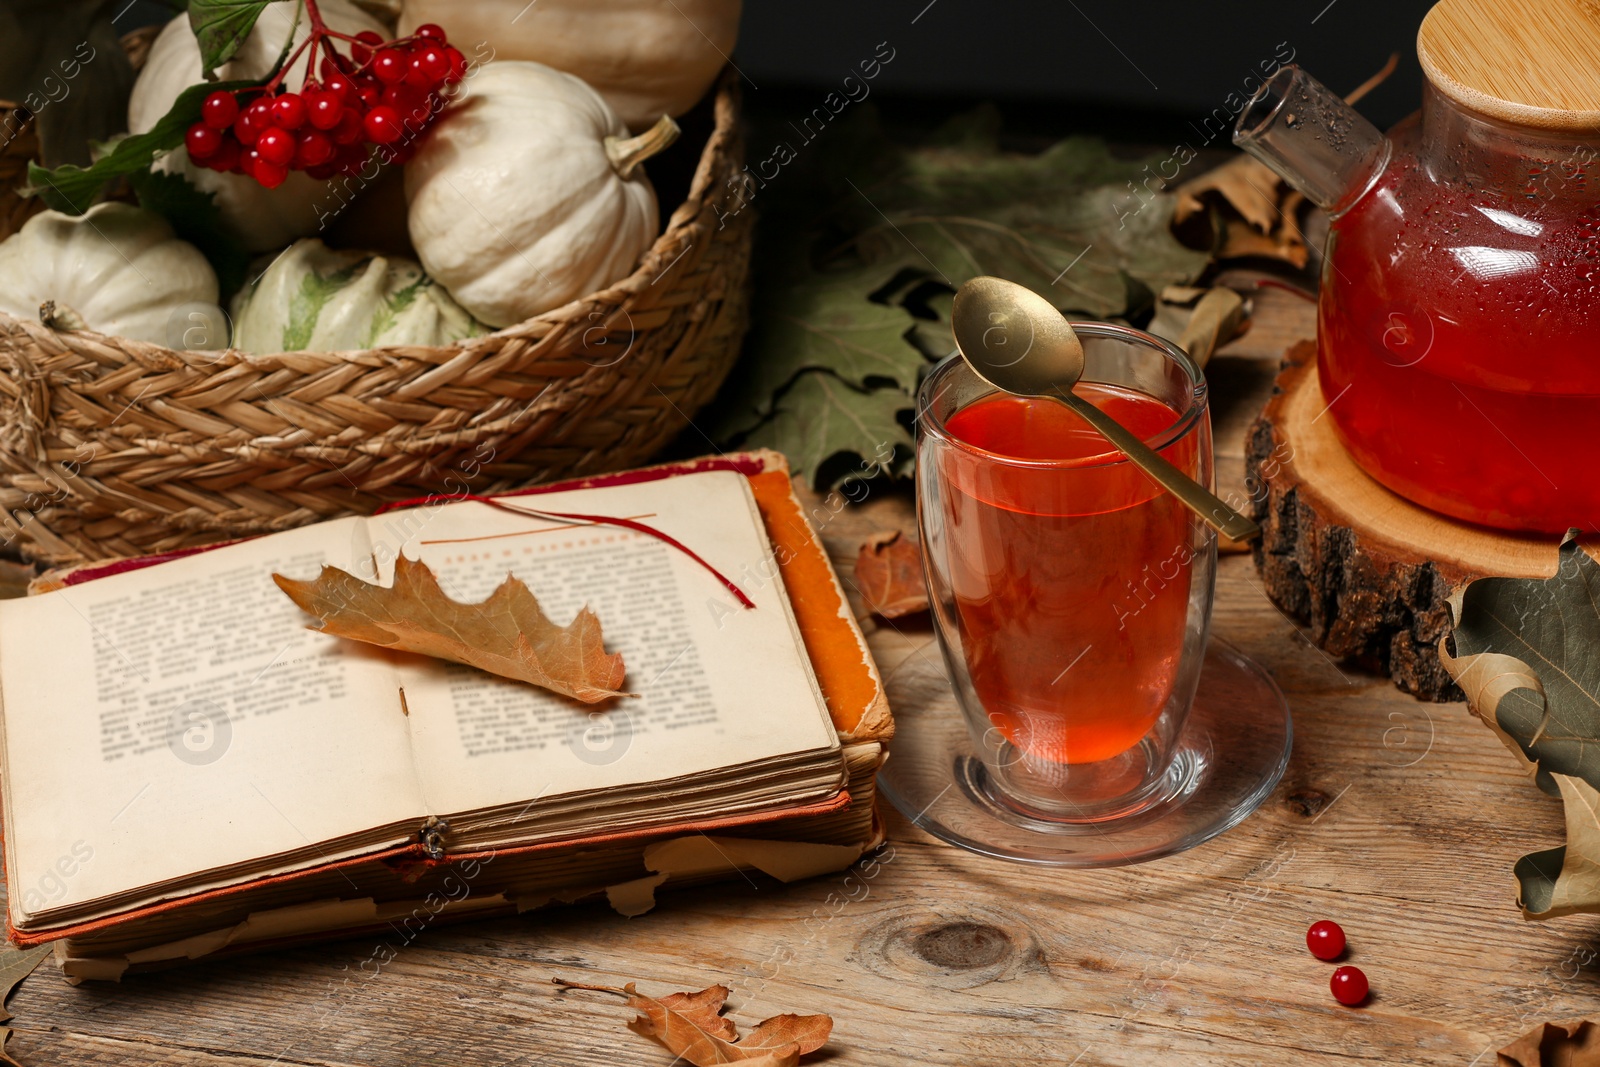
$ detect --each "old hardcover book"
[0,452,891,979]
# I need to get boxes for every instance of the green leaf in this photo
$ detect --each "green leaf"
[1444,534,1600,916]
[129,169,251,301]
[849,138,1208,318]
[1450,536,1600,794]
[739,371,914,491]
[700,104,1210,484]
[190,0,280,80]
[27,76,263,215]
[1515,844,1566,918]
[711,259,925,446]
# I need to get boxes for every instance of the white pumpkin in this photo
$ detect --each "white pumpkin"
[398,0,740,131]
[404,61,677,327]
[230,238,485,352]
[0,203,227,349]
[127,0,389,252]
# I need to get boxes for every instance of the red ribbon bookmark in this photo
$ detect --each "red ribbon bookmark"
[401,493,757,610]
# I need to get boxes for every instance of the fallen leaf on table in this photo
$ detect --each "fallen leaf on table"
[1170,154,1309,270]
[0,1026,20,1067]
[1500,1018,1600,1066]
[1172,154,1283,234]
[275,556,628,704]
[1147,285,1250,368]
[0,944,51,1025]
[1441,533,1600,916]
[1169,55,1396,272]
[553,977,832,1065]
[855,531,929,619]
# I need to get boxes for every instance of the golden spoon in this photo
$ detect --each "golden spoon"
[950,276,1260,542]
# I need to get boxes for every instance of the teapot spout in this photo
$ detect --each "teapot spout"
[1233,65,1391,218]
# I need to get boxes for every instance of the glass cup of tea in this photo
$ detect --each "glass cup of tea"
[879,323,1291,865]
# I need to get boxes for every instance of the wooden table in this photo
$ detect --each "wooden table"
[3,297,1585,1066]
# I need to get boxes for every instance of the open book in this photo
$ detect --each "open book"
[0,459,866,954]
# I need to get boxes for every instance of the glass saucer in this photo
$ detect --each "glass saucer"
[877,638,1292,867]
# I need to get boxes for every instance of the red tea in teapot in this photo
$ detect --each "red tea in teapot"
[1320,115,1600,532]
[1235,0,1600,533]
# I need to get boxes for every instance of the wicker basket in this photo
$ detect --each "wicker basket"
[0,68,753,565]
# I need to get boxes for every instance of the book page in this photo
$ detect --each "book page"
[373,471,840,816]
[0,519,425,919]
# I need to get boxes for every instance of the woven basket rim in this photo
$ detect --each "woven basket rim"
[0,66,742,371]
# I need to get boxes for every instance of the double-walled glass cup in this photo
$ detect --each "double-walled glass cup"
[916,324,1216,825]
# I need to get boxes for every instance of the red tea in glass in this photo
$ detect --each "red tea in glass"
[936,387,1199,765]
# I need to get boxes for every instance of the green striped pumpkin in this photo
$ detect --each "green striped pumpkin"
[230,239,487,354]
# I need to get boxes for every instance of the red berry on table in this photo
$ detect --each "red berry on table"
[412,22,446,40]
[306,90,342,130]
[294,129,334,168]
[372,48,408,85]
[1330,966,1368,1006]
[256,126,296,166]
[185,122,222,159]
[270,92,306,130]
[202,90,239,129]
[1306,920,1345,960]
[246,97,274,124]
[351,29,384,64]
[363,105,404,144]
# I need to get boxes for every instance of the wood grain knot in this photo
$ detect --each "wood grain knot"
[854,906,1045,990]
[1284,789,1330,818]
[911,923,1013,970]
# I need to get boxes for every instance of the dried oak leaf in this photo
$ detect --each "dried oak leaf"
[1440,534,1600,917]
[855,531,928,619]
[554,978,832,1066]
[1500,1018,1600,1066]
[274,556,628,704]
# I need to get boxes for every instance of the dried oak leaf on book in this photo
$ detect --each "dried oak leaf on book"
[1441,534,1600,917]
[274,556,628,704]
[553,978,832,1065]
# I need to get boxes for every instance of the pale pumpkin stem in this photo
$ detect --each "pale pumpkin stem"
[39,301,87,331]
[604,116,682,180]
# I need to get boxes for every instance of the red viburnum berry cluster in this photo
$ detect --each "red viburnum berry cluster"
[182,19,465,189]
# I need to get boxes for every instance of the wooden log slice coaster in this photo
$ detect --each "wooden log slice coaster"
[1244,341,1569,701]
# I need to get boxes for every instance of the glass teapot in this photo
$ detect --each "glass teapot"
[1232,0,1600,533]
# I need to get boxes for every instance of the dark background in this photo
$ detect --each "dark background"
[734,0,1431,134]
[118,0,1434,137]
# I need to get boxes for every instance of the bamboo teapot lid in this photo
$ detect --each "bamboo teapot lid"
[1418,0,1600,130]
